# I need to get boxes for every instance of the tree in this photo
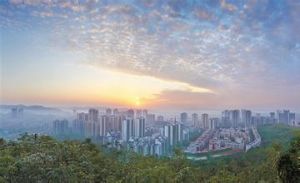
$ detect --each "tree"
[277,136,300,183]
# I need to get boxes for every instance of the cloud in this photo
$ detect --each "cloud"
[1,0,300,107]
[193,7,215,21]
[220,0,237,12]
[146,83,300,110]
[144,90,220,109]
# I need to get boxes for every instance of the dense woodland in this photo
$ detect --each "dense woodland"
[0,125,299,183]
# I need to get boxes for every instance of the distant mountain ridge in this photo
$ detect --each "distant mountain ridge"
[0,104,61,111]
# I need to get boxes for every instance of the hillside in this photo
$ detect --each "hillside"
[258,124,299,148]
[0,125,299,183]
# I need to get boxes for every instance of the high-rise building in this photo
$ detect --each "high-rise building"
[85,121,93,137]
[73,112,87,136]
[163,125,173,146]
[230,110,240,128]
[154,139,164,156]
[283,110,290,124]
[277,110,290,124]
[142,109,148,117]
[88,108,99,122]
[157,115,164,122]
[11,107,23,118]
[146,114,155,124]
[180,112,188,123]
[53,119,68,135]
[86,109,99,137]
[98,115,108,136]
[192,113,199,127]
[122,118,134,142]
[209,118,219,129]
[202,113,209,129]
[251,113,261,126]
[136,109,142,118]
[270,112,276,123]
[176,123,183,142]
[275,110,296,125]
[163,123,183,146]
[108,115,123,132]
[113,108,119,115]
[289,113,296,126]
[126,109,135,118]
[222,110,230,128]
[172,124,179,145]
[106,108,112,115]
[241,110,252,127]
[135,117,145,138]
[77,112,89,121]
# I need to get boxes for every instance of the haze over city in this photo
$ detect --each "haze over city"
[1,0,299,111]
[1,1,300,183]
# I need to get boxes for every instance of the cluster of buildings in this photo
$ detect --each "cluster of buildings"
[187,109,298,129]
[277,110,296,126]
[185,129,214,153]
[53,108,189,156]
[186,127,261,154]
[53,108,297,156]
[184,109,298,154]
[11,106,24,118]
[221,109,297,128]
[53,119,68,135]
[190,113,219,129]
[208,128,251,151]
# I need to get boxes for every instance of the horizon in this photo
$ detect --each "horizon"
[1,0,300,110]
[1,104,300,116]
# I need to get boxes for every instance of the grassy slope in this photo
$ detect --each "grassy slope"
[258,124,299,149]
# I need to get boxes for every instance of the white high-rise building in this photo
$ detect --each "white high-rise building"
[230,110,240,128]
[135,117,145,138]
[176,123,183,142]
[163,125,173,146]
[85,108,99,137]
[122,118,134,142]
[94,115,108,137]
[277,110,289,124]
[289,113,296,126]
[192,113,199,127]
[209,118,219,129]
[241,110,252,127]
[100,115,108,136]
[109,115,123,132]
[222,110,230,127]
[163,123,183,146]
[88,108,99,122]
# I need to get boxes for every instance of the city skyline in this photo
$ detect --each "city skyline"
[1,0,300,110]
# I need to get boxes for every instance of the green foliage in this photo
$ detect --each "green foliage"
[0,125,299,182]
[277,136,300,183]
[258,124,296,148]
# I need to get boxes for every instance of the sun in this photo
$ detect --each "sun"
[135,97,141,107]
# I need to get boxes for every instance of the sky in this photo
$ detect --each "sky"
[0,0,300,110]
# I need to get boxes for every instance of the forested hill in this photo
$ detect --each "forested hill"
[0,127,299,183]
